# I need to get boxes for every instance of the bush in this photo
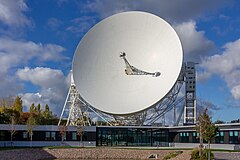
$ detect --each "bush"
[163,151,183,160]
[191,148,214,160]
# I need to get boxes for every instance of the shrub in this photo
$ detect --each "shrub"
[191,148,214,160]
[163,151,183,160]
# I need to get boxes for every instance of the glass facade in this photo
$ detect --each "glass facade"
[229,131,239,144]
[215,131,224,144]
[72,132,77,140]
[0,125,240,145]
[0,131,5,141]
[97,127,169,147]
[192,132,199,143]
[179,132,189,143]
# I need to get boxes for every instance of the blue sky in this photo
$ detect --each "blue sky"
[0,0,240,123]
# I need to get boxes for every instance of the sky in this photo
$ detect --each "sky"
[0,0,240,123]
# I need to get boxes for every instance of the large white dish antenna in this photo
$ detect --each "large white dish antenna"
[73,11,183,115]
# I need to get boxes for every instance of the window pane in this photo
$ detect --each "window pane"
[229,131,233,136]
[51,132,56,140]
[220,132,224,136]
[234,131,238,136]
[72,132,77,140]
[23,132,28,139]
[45,132,50,140]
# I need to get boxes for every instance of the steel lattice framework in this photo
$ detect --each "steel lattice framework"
[58,62,196,126]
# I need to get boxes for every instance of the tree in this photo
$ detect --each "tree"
[58,125,67,145]
[214,120,225,124]
[196,109,218,160]
[0,96,14,109]
[5,109,20,147]
[30,103,37,113]
[9,111,19,144]
[76,126,85,147]
[27,103,37,147]
[0,105,8,124]
[13,96,23,114]
[42,104,53,124]
[0,113,8,123]
[37,104,41,114]
[27,114,36,147]
[20,112,30,124]
[0,104,7,114]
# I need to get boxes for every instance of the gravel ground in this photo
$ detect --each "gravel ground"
[0,148,55,160]
[214,151,240,160]
[0,148,191,160]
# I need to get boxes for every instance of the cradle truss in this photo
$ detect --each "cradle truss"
[58,62,196,126]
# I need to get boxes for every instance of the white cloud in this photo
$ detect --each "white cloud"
[0,0,31,27]
[0,37,66,73]
[66,16,97,35]
[85,0,230,22]
[200,39,240,100]
[47,17,63,30]
[0,37,68,114]
[173,21,215,62]
[0,73,23,97]
[196,71,212,82]
[231,85,240,100]
[17,67,70,115]
[16,67,66,88]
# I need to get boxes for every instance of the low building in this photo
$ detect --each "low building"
[0,123,240,150]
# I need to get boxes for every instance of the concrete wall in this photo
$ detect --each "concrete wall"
[173,143,240,150]
[0,141,96,147]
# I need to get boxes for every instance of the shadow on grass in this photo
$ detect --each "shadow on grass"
[0,148,56,160]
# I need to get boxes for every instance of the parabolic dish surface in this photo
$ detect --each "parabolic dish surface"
[73,11,183,115]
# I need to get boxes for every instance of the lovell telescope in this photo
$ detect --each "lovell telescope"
[58,11,196,126]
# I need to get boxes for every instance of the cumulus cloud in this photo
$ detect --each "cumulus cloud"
[16,67,66,88]
[0,0,31,27]
[17,67,69,115]
[0,37,68,114]
[200,39,240,100]
[0,37,66,73]
[85,0,230,22]
[173,21,215,62]
[0,73,23,97]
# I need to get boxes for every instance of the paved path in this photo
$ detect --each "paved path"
[214,152,240,160]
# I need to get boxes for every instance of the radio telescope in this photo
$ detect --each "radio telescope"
[59,11,196,126]
[73,11,182,115]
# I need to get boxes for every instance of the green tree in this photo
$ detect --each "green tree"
[37,104,41,114]
[30,103,37,113]
[27,113,37,147]
[0,104,7,114]
[4,108,20,124]
[4,109,20,146]
[0,113,8,123]
[42,104,53,124]
[13,96,23,114]
[27,103,38,147]
[214,120,225,124]
[196,109,218,160]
